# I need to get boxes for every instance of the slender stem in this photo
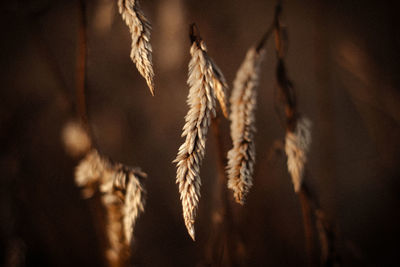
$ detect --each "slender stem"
[255,23,274,53]
[77,0,89,129]
[210,117,232,264]
[298,183,316,266]
[189,23,202,46]
[212,117,227,170]
[206,117,241,266]
[76,0,101,154]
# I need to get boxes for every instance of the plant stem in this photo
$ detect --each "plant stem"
[77,0,89,130]
[298,182,316,266]
[205,117,241,266]
[273,2,315,265]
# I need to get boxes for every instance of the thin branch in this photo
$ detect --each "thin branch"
[189,23,202,46]
[207,116,244,266]
[255,23,274,53]
[213,117,233,261]
[76,0,101,154]
[298,181,316,266]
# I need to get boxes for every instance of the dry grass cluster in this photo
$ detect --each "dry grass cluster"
[285,116,312,192]
[75,150,146,265]
[118,0,154,95]
[65,1,340,266]
[227,47,265,204]
[174,25,228,240]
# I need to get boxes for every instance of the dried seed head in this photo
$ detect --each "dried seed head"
[285,116,312,192]
[174,33,227,240]
[75,149,105,198]
[227,48,265,204]
[123,171,146,244]
[118,0,155,95]
[75,149,146,260]
[99,163,147,245]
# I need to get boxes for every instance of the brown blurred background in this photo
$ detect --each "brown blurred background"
[1,0,400,266]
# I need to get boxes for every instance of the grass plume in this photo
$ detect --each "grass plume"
[226,47,265,204]
[285,116,312,192]
[118,0,155,95]
[75,150,146,266]
[174,24,228,240]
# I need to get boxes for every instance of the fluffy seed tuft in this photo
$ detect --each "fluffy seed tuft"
[226,48,265,204]
[285,117,312,192]
[118,0,155,95]
[174,33,227,240]
[75,149,146,260]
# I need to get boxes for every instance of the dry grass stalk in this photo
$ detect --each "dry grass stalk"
[285,116,312,192]
[272,3,317,264]
[315,209,341,266]
[174,24,228,240]
[276,55,340,266]
[273,3,341,265]
[226,48,265,204]
[315,209,330,264]
[118,0,155,95]
[75,149,146,265]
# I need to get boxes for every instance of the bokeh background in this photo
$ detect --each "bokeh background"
[1,0,400,266]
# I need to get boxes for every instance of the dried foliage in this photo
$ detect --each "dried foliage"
[174,25,228,240]
[118,0,155,95]
[227,47,265,204]
[285,116,312,192]
[75,150,146,263]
